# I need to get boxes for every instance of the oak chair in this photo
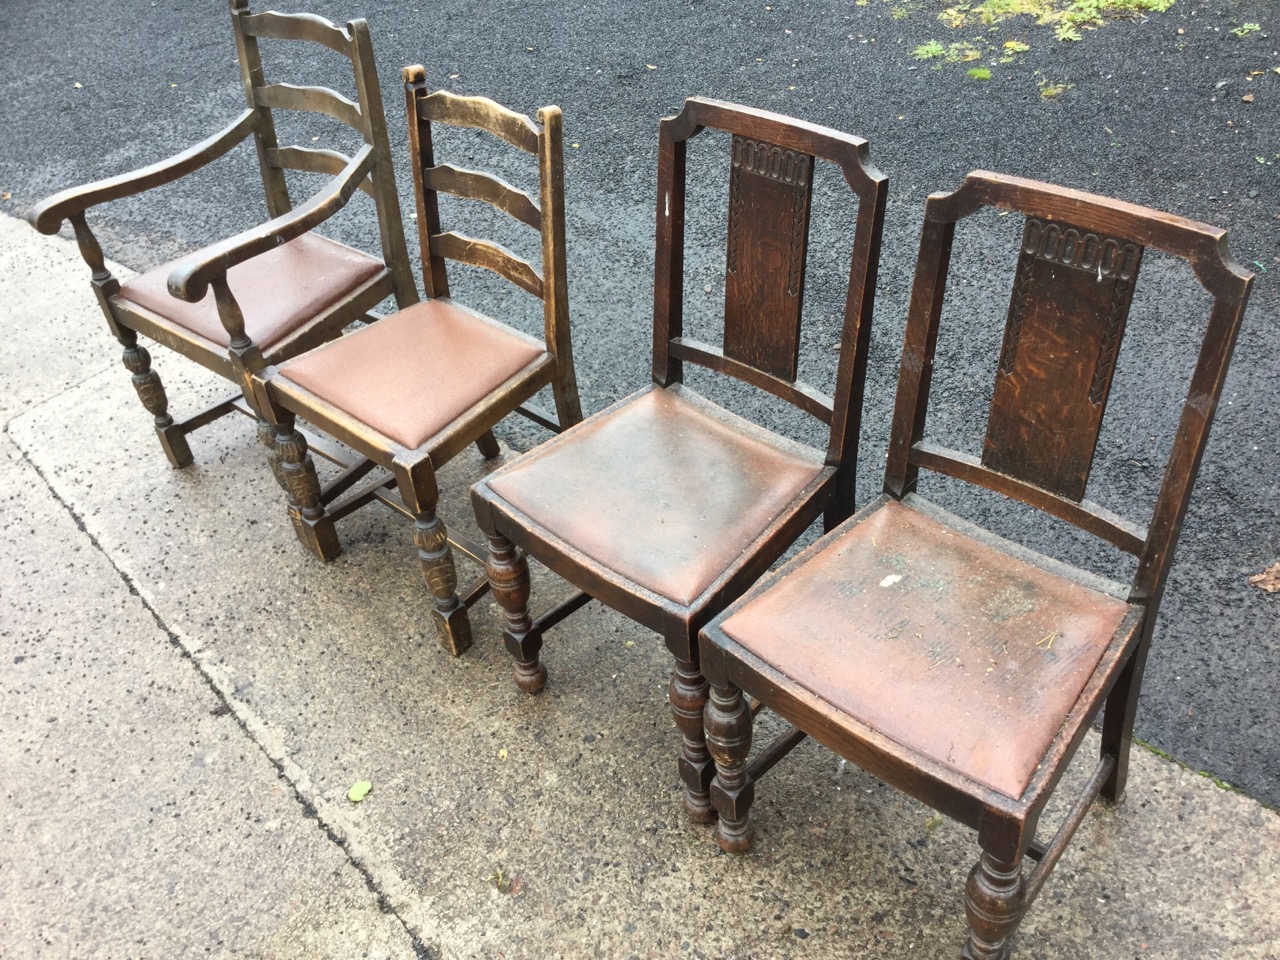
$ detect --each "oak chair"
[250,66,582,657]
[470,98,887,822]
[698,172,1254,958]
[28,1,417,468]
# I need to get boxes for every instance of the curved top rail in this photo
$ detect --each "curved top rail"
[659,96,885,198]
[240,11,354,57]
[925,171,1251,301]
[418,90,540,154]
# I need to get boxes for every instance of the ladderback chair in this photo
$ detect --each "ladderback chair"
[28,0,416,468]
[250,66,582,658]
[470,97,887,823]
[698,172,1254,958]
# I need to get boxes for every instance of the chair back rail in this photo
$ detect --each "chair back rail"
[651,97,887,514]
[227,0,415,309]
[885,170,1253,607]
[403,65,579,429]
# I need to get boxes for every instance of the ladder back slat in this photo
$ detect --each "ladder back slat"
[419,91,539,153]
[240,11,353,57]
[423,164,541,229]
[429,231,544,298]
[257,83,363,131]
[270,146,373,197]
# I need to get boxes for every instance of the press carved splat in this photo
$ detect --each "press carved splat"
[723,135,815,381]
[983,216,1144,501]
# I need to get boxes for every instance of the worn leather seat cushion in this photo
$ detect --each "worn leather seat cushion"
[718,499,1130,799]
[119,234,383,350]
[485,387,826,607]
[277,298,548,450]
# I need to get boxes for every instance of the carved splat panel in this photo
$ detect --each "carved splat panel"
[982,216,1143,501]
[722,135,814,381]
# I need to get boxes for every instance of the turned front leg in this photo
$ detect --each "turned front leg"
[706,682,755,852]
[485,533,545,693]
[670,659,715,824]
[414,510,472,656]
[274,418,339,562]
[120,330,192,468]
[962,850,1027,960]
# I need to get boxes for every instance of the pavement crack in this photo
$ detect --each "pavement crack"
[6,423,437,960]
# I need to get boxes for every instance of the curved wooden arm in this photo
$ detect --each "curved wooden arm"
[166,144,375,302]
[28,110,258,234]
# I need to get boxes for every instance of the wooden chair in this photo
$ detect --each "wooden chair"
[698,172,1254,958]
[27,0,417,468]
[249,66,582,658]
[470,98,887,822]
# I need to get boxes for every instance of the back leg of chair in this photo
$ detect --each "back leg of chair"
[550,365,584,431]
[271,409,340,563]
[475,429,501,459]
[119,328,193,468]
[671,657,717,823]
[484,531,546,692]
[1099,634,1153,803]
[962,846,1027,960]
[706,681,755,849]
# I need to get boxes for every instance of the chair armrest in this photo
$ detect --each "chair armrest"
[28,110,259,234]
[164,144,376,302]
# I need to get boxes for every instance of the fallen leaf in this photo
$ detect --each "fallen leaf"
[1,193,10,201]
[347,779,372,802]
[923,813,943,832]
[1247,562,1280,593]
[498,747,508,760]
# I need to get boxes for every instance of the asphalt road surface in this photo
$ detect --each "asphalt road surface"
[1,0,1276,804]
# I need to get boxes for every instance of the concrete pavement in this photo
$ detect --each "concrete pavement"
[1,213,1277,958]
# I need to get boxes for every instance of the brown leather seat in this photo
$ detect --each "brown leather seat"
[717,498,1129,799]
[274,298,550,451]
[485,386,826,607]
[119,233,384,351]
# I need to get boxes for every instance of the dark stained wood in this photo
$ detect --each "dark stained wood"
[982,216,1144,501]
[471,99,887,825]
[26,2,416,469]
[248,67,582,656]
[668,337,833,423]
[722,134,813,381]
[698,171,1254,958]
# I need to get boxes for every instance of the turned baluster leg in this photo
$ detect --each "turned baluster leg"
[962,850,1027,960]
[670,659,715,824]
[414,509,472,656]
[257,419,296,508]
[706,682,755,851]
[119,330,193,468]
[485,533,545,693]
[274,417,340,562]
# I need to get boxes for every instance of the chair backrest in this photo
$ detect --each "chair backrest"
[651,98,888,500]
[884,171,1254,608]
[228,0,415,305]
[402,65,572,368]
